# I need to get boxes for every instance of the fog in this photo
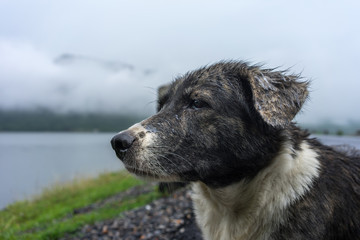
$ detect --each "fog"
[0,41,163,115]
[1,0,360,124]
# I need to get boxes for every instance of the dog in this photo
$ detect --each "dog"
[111,61,360,240]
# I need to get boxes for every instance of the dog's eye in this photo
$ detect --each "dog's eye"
[190,99,209,109]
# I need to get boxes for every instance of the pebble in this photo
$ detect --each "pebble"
[61,187,203,240]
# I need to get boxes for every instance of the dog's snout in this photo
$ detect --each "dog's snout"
[111,131,135,152]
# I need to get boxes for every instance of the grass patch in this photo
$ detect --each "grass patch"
[0,171,161,240]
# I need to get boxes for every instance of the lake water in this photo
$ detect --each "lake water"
[1,132,360,209]
[0,132,122,209]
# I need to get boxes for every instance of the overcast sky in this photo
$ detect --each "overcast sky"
[0,0,359,124]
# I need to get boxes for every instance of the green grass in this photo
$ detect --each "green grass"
[0,171,162,240]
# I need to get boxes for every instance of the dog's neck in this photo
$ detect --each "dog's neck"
[192,140,320,240]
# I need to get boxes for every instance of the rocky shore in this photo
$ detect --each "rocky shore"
[61,186,203,240]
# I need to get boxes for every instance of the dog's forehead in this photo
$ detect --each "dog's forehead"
[171,67,234,97]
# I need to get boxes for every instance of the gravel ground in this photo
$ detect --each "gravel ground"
[61,186,203,240]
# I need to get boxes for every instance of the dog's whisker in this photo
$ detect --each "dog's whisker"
[155,154,174,175]
[146,146,195,169]
[163,151,195,169]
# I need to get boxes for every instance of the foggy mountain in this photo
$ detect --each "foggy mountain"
[54,53,135,72]
[50,53,160,114]
[0,52,159,132]
[0,43,163,115]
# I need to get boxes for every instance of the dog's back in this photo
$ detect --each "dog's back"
[277,140,360,239]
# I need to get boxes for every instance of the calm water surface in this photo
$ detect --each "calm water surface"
[0,132,122,209]
[0,132,359,209]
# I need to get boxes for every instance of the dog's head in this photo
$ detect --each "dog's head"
[111,61,309,187]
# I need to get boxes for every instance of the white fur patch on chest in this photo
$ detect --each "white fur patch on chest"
[192,141,320,240]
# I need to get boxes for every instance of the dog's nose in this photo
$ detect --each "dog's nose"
[111,131,135,152]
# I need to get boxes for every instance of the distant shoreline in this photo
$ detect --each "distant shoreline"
[0,109,148,132]
[1,109,360,135]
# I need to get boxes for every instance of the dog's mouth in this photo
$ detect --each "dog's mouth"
[122,159,181,182]
[115,150,163,179]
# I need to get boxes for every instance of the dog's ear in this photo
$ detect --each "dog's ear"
[246,68,309,128]
[157,83,171,112]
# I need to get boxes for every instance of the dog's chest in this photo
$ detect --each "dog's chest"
[191,141,320,240]
[191,182,276,240]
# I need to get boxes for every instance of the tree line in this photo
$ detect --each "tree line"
[0,109,146,132]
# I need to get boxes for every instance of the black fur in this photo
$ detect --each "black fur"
[274,139,360,239]
[111,61,360,239]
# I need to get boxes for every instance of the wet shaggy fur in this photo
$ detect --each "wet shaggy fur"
[111,61,360,240]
